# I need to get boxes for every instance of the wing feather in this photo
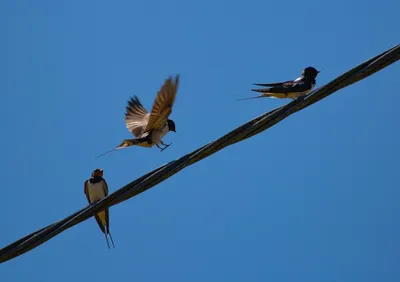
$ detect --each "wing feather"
[252,80,294,87]
[102,179,109,196]
[102,179,110,233]
[251,78,312,93]
[94,214,106,234]
[144,75,179,133]
[125,96,150,137]
[84,180,91,204]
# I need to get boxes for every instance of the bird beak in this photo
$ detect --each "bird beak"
[317,70,320,73]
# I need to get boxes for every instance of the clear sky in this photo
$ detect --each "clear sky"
[1,0,399,281]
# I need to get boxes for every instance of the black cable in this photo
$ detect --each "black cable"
[1,44,399,264]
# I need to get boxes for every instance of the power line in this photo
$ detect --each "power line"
[1,44,399,264]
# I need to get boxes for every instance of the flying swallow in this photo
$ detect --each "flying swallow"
[84,168,115,249]
[96,75,179,158]
[237,66,320,101]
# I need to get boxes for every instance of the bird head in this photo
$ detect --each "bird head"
[303,66,320,79]
[167,119,176,133]
[91,168,104,178]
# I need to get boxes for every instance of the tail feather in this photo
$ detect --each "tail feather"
[94,139,137,159]
[240,91,286,100]
[251,87,272,92]
[104,231,111,249]
[236,95,265,101]
[253,83,274,87]
[236,90,277,101]
[95,147,120,159]
[107,228,115,248]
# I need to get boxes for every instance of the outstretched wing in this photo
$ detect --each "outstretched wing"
[125,96,150,137]
[144,75,179,133]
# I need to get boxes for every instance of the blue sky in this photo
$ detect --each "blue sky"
[1,0,399,281]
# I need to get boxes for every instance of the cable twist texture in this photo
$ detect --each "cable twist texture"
[1,44,399,264]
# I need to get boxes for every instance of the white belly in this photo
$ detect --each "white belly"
[151,125,169,144]
[87,182,106,203]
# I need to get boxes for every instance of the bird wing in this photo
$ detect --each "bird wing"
[125,96,151,137]
[251,78,312,93]
[252,79,294,87]
[92,179,109,234]
[101,178,109,196]
[83,180,91,204]
[101,179,110,233]
[144,75,179,133]
[94,214,106,234]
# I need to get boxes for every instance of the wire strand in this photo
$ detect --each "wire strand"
[1,44,399,264]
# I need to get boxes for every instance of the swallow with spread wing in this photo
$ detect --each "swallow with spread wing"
[84,168,115,249]
[237,66,320,101]
[95,75,179,158]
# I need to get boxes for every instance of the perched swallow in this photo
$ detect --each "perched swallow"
[84,168,115,249]
[95,75,179,158]
[237,66,320,101]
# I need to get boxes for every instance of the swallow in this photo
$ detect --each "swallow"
[237,66,320,101]
[84,168,115,249]
[95,75,179,158]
